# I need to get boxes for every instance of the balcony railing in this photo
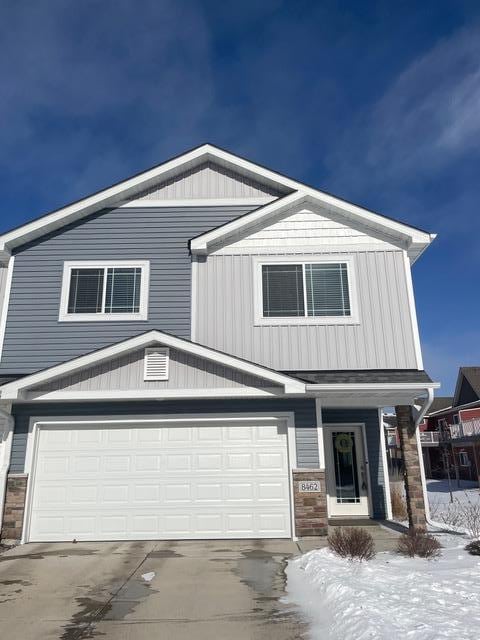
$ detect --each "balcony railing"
[420,431,441,444]
[449,419,480,440]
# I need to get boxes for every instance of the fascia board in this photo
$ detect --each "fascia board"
[0,330,305,398]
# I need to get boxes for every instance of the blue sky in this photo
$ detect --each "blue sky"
[1,1,479,393]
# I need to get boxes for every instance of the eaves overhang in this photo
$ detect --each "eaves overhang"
[0,143,435,265]
[0,330,306,401]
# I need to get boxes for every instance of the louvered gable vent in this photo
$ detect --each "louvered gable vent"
[144,347,169,381]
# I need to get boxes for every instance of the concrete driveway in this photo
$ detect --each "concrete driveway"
[0,539,310,639]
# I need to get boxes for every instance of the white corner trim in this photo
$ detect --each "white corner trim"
[0,329,305,399]
[0,403,14,536]
[58,260,150,322]
[315,398,325,468]
[190,257,198,341]
[0,256,14,363]
[120,197,275,208]
[252,255,360,326]
[21,411,297,543]
[402,251,424,369]
[378,408,393,520]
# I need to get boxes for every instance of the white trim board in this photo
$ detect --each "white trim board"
[21,412,298,543]
[24,387,286,402]
[0,257,14,362]
[0,144,434,263]
[190,192,435,262]
[0,329,306,400]
[58,260,150,322]
[378,407,393,520]
[253,255,360,326]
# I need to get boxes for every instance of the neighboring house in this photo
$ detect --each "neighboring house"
[420,368,480,484]
[0,144,438,543]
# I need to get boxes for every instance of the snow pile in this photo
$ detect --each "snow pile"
[286,544,480,640]
[428,479,480,538]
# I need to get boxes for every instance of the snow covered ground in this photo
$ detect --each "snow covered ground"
[285,480,480,639]
[286,541,480,640]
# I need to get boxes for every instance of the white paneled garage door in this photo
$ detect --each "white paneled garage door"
[28,421,292,541]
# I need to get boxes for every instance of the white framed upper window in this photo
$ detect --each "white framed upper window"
[59,261,150,322]
[253,256,359,325]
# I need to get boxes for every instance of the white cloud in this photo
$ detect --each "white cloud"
[327,24,480,190]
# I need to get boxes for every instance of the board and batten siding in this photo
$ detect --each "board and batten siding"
[0,205,255,374]
[136,161,286,201]
[9,398,319,472]
[196,250,417,371]
[33,347,275,393]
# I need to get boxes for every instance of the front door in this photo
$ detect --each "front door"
[323,424,370,517]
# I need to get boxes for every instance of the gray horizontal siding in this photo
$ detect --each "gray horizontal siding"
[197,251,417,370]
[322,408,386,519]
[35,347,274,392]
[9,398,318,473]
[136,161,285,200]
[1,205,255,374]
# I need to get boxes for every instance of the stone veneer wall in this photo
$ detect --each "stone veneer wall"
[396,405,427,529]
[1,474,28,542]
[292,470,328,536]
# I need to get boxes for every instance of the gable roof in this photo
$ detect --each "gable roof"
[453,367,480,408]
[426,396,453,415]
[0,330,305,400]
[0,143,435,264]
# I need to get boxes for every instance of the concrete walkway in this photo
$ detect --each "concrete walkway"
[0,539,309,640]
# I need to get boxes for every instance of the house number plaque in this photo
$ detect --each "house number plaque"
[298,480,320,493]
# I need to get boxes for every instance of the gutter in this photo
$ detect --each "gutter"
[0,405,14,537]
[306,382,440,392]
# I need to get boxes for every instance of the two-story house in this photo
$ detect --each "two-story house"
[420,367,480,483]
[0,144,438,543]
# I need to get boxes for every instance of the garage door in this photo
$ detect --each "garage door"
[28,421,292,541]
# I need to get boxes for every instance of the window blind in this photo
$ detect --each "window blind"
[68,268,104,314]
[305,263,350,317]
[262,264,304,317]
[261,262,351,319]
[67,266,142,315]
[105,267,142,313]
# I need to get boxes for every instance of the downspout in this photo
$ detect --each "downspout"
[0,405,14,537]
[413,388,443,528]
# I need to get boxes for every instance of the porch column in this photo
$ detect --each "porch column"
[395,404,427,529]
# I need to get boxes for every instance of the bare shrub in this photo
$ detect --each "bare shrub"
[465,540,480,556]
[397,529,441,559]
[328,527,376,561]
[391,487,407,521]
[433,493,480,538]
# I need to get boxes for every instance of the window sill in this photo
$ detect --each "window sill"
[58,313,148,322]
[254,315,360,327]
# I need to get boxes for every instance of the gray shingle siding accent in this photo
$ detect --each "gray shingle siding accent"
[9,398,318,473]
[288,369,432,384]
[322,408,386,519]
[1,205,255,374]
